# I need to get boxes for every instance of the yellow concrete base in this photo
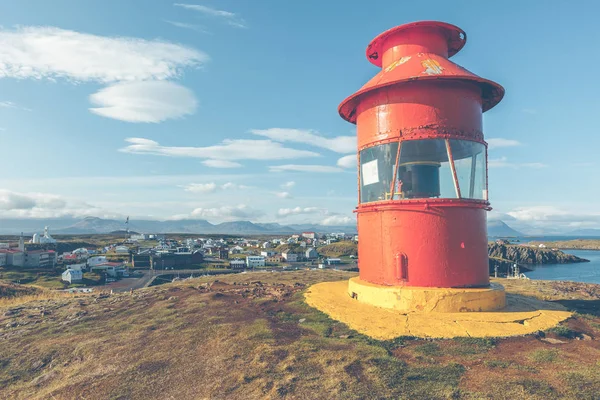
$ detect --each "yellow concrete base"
[304,280,572,339]
[348,277,506,313]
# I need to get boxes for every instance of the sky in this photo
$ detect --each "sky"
[0,0,599,232]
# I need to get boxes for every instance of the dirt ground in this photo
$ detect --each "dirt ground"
[0,270,599,399]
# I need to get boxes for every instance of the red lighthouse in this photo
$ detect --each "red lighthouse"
[339,21,506,311]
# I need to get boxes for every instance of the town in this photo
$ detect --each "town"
[0,227,359,291]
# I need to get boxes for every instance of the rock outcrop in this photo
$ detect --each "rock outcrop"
[488,243,589,265]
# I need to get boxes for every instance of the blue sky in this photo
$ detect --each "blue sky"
[0,0,598,231]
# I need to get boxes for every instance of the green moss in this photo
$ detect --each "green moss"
[548,324,577,339]
[483,359,509,368]
[529,349,558,363]
[413,342,442,357]
[449,337,496,355]
[513,378,557,398]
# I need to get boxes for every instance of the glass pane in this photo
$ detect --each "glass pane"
[359,139,487,203]
[359,143,398,203]
[397,139,457,199]
[449,140,487,199]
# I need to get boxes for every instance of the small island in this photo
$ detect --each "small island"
[488,242,589,276]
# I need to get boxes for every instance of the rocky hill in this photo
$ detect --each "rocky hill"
[488,243,588,264]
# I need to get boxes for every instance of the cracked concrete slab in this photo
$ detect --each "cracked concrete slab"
[304,280,572,339]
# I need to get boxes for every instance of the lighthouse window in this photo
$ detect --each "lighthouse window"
[359,142,399,203]
[359,139,487,203]
[448,140,487,200]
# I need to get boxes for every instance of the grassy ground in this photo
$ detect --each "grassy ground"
[0,271,599,399]
[0,267,66,289]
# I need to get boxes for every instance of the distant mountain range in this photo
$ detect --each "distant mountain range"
[487,220,523,237]
[0,216,357,235]
[2,216,600,238]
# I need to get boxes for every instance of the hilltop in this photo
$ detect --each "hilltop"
[1,271,600,399]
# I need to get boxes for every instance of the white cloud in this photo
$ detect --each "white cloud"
[190,204,263,220]
[181,183,217,193]
[174,3,247,28]
[251,128,355,154]
[164,20,209,34]
[0,190,106,218]
[487,138,522,150]
[182,182,249,193]
[522,108,537,114]
[269,164,343,173]
[322,215,354,226]
[0,26,207,83]
[221,182,249,190]
[0,101,30,111]
[337,154,356,168]
[503,205,600,230]
[89,81,197,123]
[202,159,242,168]
[281,181,295,189]
[275,191,292,199]
[488,157,548,169]
[277,206,321,217]
[120,138,320,161]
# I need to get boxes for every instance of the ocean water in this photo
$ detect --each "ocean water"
[523,249,600,284]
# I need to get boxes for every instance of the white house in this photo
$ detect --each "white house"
[260,251,276,257]
[230,246,244,254]
[67,263,86,271]
[114,246,130,254]
[88,256,108,267]
[282,252,298,262]
[62,269,83,284]
[246,256,265,268]
[72,248,90,259]
[230,259,246,269]
[31,226,57,244]
[326,258,341,265]
[305,248,318,260]
[302,232,316,239]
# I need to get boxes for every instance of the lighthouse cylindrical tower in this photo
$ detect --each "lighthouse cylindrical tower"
[339,21,506,312]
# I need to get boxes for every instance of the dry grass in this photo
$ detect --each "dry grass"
[0,270,599,399]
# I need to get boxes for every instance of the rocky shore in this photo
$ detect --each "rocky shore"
[488,243,589,265]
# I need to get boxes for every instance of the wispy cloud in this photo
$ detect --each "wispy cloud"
[488,157,548,169]
[277,206,321,217]
[281,181,295,189]
[487,138,522,150]
[181,182,217,193]
[337,154,356,168]
[0,101,31,111]
[174,3,247,28]
[89,81,197,123]
[164,20,210,34]
[202,159,242,168]
[269,164,344,173]
[251,128,355,154]
[190,204,263,220]
[181,182,249,193]
[322,215,354,226]
[0,189,106,218]
[275,191,293,199]
[120,138,320,162]
[522,108,537,114]
[0,26,207,83]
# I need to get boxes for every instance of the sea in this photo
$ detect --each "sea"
[490,236,600,284]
